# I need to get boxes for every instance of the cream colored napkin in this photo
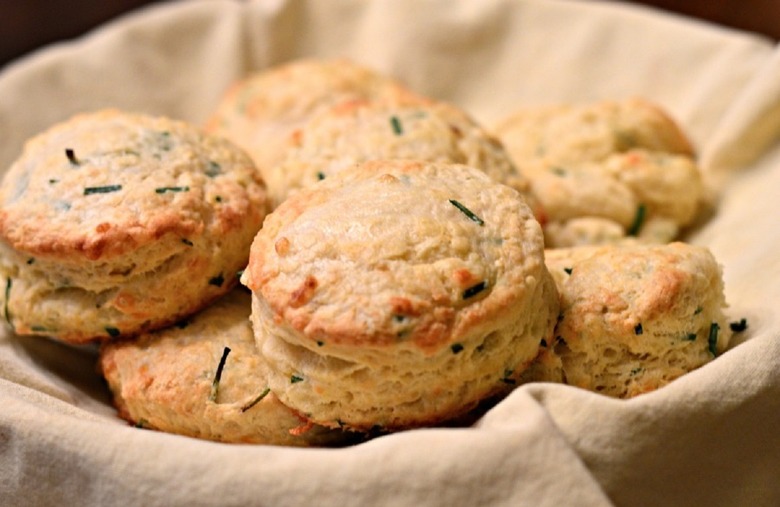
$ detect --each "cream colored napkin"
[1,1,779,505]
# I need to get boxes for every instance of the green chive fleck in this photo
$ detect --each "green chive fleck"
[615,130,637,149]
[209,346,231,402]
[206,161,221,177]
[65,148,80,165]
[209,274,225,287]
[729,318,748,333]
[694,306,703,315]
[449,199,484,226]
[316,341,325,347]
[463,281,487,299]
[564,267,573,275]
[155,186,189,194]
[235,269,245,279]
[135,418,149,429]
[390,116,403,135]
[4,279,12,325]
[158,131,172,151]
[31,325,48,332]
[501,369,516,385]
[540,338,548,347]
[291,374,304,384]
[708,322,720,356]
[551,167,567,177]
[240,387,271,413]
[634,323,643,335]
[105,326,121,337]
[451,343,464,354]
[215,196,222,203]
[26,258,35,265]
[316,171,326,181]
[627,204,646,236]
[84,185,122,195]
[49,179,59,184]
[686,333,697,341]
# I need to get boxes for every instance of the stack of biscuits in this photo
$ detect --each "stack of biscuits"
[0,58,734,446]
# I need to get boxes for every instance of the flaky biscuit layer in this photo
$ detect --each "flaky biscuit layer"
[242,160,558,430]
[526,242,731,398]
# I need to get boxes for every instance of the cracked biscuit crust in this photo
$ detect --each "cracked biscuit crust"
[242,160,558,430]
[0,109,267,342]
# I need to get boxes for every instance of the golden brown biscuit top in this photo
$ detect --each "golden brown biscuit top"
[204,58,415,171]
[275,95,533,202]
[204,58,418,210]
[494,98,695,166]
[242,159,545,354]
[207,58,411,126]
[545,242,729,349]
[0,109,267,262]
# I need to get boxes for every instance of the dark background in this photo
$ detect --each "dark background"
[1,0,778,70]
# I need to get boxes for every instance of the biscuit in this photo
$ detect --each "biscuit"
[271,96,541,217]
[493,99,706,247]
[0,109,267,343]
[241,160,559,431]
[205,58,417,208]
[524,242,731,398]
[534,150,707,246]
[99,290,348,446]
[493,98,694,165]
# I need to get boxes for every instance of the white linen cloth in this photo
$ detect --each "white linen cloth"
[1,1,778,505]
